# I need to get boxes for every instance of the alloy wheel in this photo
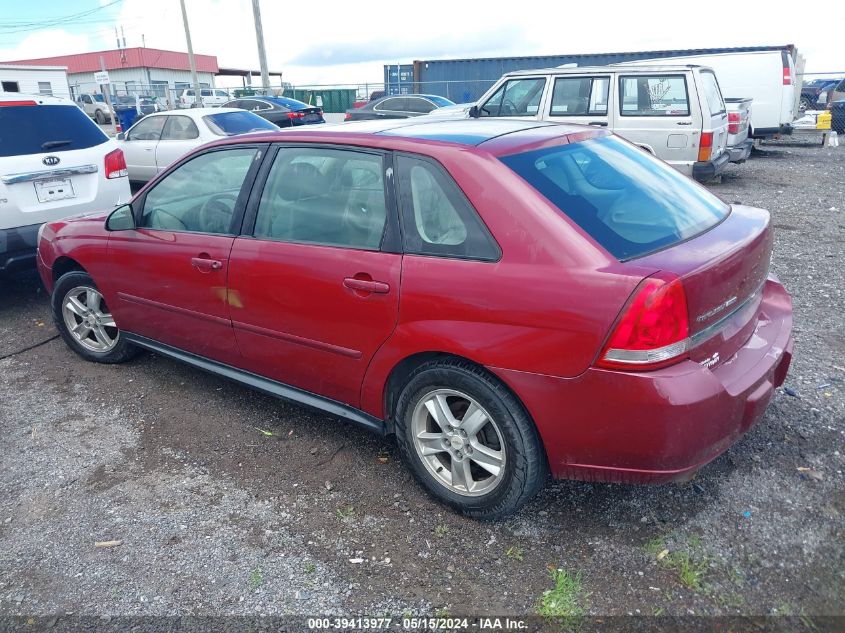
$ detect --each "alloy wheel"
[411,389,507,497]
[61,286,119,353]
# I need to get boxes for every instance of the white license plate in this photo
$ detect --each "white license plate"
[34,178,75,203]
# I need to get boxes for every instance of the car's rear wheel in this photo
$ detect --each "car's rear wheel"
[799,96,811,112]
[51,271,137,364]
[94,109,105,124]
[394,359,547,519]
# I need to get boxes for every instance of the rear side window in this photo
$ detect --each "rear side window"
[396,155,500,261]
[500,136,729,260]
[161,115,199,140]
[550,77,609,116]
[619,75,690,116]
[480,78,546,117]
[203,111,278,136]
[699,71,726,115]
[0,104,107,157]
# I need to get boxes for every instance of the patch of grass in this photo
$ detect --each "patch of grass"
[434,608,450,618]
[434,524,448,538]
[336,505,355,521]
[773,600,795,616]
[644,535,667,555]
[304,563,316,574]
[249,566,263,591]
[665,551,709,591]
[652,606,665,616]
[506,546,524,561]
[536,568,587,618]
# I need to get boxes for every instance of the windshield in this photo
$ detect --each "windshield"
[428,96,456,107]
[0,104,108,157]
[500,136,729,260]
[203,111,278,136]
[93,94,105,102]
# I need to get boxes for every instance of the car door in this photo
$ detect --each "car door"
[614,72,699,168]
[546,74,611,129]
[155,114,201,174]
[122,115,166,181]
[105,144,267,364]
[227,145,401,407]
[405,97,437,117]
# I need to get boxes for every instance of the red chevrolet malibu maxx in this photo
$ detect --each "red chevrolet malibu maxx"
[37,119,793,518]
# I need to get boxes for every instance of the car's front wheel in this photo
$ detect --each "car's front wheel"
[51,271,137,364]
[94,109,105,124]
[394,360,547,519]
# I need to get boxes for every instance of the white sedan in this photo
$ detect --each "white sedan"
[116,107,278,183]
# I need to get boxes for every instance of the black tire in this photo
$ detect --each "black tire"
[94,109,105,124]
[394,359,547,519]
[51,271,138,364]
[799,96,811,112]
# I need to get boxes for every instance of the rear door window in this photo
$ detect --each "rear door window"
[375,98,406,112]
[395,155,500,260]
[161,115,200,141]
[699,71,726,115]
[480,78,546,117]
[619,75,690,116]
[0,104,108,157]
[406,98,437,114]
[500,136,728,260]
[550,77,609,116]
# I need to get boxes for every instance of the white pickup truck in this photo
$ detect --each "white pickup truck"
[725,98,753,163]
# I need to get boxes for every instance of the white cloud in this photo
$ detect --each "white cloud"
[0,29,91,63]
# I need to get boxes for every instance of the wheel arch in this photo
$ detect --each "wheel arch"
[52,256,88,283]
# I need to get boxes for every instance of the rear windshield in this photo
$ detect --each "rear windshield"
[203,111,278,136]
[500,136,729,260]
[0,104,108,157]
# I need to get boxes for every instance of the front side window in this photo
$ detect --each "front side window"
[619,75,690,116]
[161,115,199,141]
[396,155,499,260]
[128,115,165,141]
[480,78,546,117]
[406,98,436,114]
[500,136,729,260]
[140,148,257,234]
[254,148,387,250]
[699,71,726,115]
[550,77,609,116]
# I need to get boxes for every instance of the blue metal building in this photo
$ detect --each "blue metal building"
[386,45,795,103]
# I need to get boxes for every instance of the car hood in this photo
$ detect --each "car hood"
[423,103,474,119]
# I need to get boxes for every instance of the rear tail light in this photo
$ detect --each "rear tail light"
[104,148,128,179]
[344,112,352,121]
[287,111,305,120]
[783,66,792,86]
[0,100,37,107]
[728,112,740,134]
[697,131,713,162]
[596,272,690,371]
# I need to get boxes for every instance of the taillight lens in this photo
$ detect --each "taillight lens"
[697,131,713,162]
[344,112,352,121]
[596,273,690,371]
[287,111,305,120]
[728,112,740,135]
[783,67,792,85]
[104,148,128,179]
[0,100,37,107]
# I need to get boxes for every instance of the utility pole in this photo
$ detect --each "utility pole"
[251,0,271,95]
[179,0,203,107]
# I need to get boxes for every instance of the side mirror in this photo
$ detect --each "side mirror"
[468,105,481,118]
[105,204,135,231]
[116,132,126,140]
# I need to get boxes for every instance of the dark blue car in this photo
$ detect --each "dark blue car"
[221,96,325,127]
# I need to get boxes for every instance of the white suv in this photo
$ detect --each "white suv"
[178,88,230,108]
[0,94,131,273]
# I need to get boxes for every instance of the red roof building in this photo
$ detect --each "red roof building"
[4,47,219,75]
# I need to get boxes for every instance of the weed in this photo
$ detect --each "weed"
[666,551,708,591]
[249,567,262,591]
[506,546,524,561]
[536,568,587,618]
[434,524,448,538]
[644,536,667,555]
[304,563,316,574]
[336,505,355,521]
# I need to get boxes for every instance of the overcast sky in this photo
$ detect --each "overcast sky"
[1,0,843,87]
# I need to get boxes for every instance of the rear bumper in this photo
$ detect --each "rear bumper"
[728,139,754,163]
[0,223,40,273]
[491,277,793,484]
[692,150,731,181]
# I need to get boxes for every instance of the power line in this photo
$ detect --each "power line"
[0,0,124,34]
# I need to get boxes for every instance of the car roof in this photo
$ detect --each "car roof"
[250,96,310,108]
[222,118,605,155]
[0,93,76,106]
[504,63,704,76]
[147,107,243,117]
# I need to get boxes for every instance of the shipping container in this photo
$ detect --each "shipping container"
[395,45,798,103]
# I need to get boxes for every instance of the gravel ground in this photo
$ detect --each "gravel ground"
[0,140,843,624]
